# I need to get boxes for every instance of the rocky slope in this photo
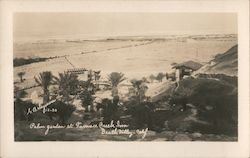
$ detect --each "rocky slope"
[195,45,238,76]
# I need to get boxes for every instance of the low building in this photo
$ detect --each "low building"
[172,60,203,81]
[66,68,109,90]
[66,68,88,80]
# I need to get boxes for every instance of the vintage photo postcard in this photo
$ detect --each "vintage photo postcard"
[0,0,249,158]
[13,12,239,142]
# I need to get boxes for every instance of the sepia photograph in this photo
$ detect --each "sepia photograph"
[0,0,249,157]
[12,12,239,142]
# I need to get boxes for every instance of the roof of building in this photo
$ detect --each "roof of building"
[172,60,203,71]
[66,68,88,74]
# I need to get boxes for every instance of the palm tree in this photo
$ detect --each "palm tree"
[93,70,101,90]
[142,77,150,83]
[53,72,79,103]
[156,72,165,82]
[78,79,95,111]
[107,72,126,97]
[149,74,155,83]
[130,79,148,103]
[87,70,94,81]
[94,70,101,81]
[17,72,25,82]
[34,71,53,104]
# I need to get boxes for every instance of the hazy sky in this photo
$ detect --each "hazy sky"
[14,12,237,40]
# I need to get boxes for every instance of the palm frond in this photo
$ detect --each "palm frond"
[107,72,126,87]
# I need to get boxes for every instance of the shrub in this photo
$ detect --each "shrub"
[46,100,75,124]
[14,99,36,122]
[170,76,237,136]
[126,101,155,129]
[156,72,165,82]
[196,73,237,85]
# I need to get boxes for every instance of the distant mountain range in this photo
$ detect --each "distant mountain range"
[15,34,237,44]
[195,45,238,76]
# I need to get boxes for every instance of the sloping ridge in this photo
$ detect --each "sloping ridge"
[196,45,238,76]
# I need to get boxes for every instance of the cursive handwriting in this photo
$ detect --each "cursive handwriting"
[26,100,57,115]
[29,121,148,139]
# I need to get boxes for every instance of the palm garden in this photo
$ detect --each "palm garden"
[15,70,138,125]
[14,68,238,141]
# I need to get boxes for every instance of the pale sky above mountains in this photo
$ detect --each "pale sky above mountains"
[14,12,237,41]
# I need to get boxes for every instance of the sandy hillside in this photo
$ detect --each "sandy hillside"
[195,45,238,76]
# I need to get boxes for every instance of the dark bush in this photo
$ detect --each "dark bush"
[101,97,120,124]
[170,76,237,136]
[14,57,48,67]
[46,101,75,124]
[196,73,237,85]
[14,99,36,122]
[126,101,155,129]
